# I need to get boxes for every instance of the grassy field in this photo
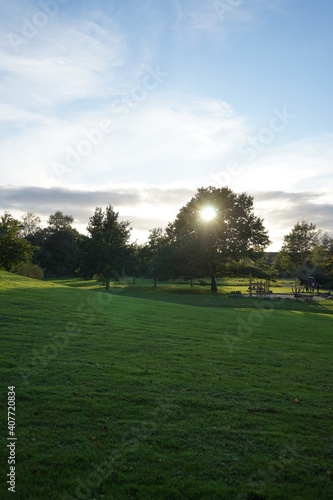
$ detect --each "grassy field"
[0,271,332,499]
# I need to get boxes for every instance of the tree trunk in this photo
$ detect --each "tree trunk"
[153,276,157,287]
[133,276,136,285]
[190,277,193,287]
[211,273,218,292]
[106,277,110,291]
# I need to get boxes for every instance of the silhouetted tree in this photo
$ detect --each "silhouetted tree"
[25,211,82,277]
[82,206,132,290]
[166,187,270,291]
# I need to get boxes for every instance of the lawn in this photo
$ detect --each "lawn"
[0,271,332,499]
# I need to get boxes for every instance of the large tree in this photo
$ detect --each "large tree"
[0,212,34,271]
[166,187,270,291]
[83,206,132,290]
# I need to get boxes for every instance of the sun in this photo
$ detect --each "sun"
[200,206,217,221]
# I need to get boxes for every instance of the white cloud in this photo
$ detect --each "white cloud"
[222,133,333,194]
[0,16,126,113]
[1,185,332,250]
[0,0,331,253]
[175,0,287,35]
[0,91,251,188]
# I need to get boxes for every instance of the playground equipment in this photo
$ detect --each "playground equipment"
[305,276,316,292]
[291,276,317,297]
[291,277,302,297]
[248,276,270,297]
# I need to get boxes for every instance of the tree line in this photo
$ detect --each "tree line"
[0,187,332,290]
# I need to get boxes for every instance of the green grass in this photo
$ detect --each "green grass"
[50,275,331,297]
[0,271,332,499]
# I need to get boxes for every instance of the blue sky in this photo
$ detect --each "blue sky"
[0,0,332,249]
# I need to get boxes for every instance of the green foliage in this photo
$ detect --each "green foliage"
[280,220,318,269]
[139,188,272,286]
[276,222,333,284]
[47,210,74,232]
[219,255,278,279]
[44,228,82,277]
[82,205,132,289]
[274,251,294,276]
[165,187,270,288]
[25,212,82,277]
[20,211,41,237]
[146,228,176,280]
[17,262,44,280]
[0,212,34,270]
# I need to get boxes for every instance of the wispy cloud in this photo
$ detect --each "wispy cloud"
[251,190,333,249]
[0,91,250,187]
[0,22,126,110]
[228,133,333,193]
[0,0,331,251]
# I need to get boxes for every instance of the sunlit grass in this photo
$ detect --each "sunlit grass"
[0,271,332,499]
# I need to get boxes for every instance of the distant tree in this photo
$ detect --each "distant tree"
[44,211,82,276]
[274,252,294,277]
[145,228,176,284]
[26,211,82,277]
[20,211,41,237]
[280,220,319,269]
[48,211,74,232]
[82,206,132,290]
[124,243,145,283]
[0,212,34,271]
[310,232,333,267]
[322,254,333,283]
[43,227,82,277]
[166,187,270,291]
[308,232,333,285]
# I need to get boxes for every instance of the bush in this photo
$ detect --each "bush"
[18,263,44,280]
